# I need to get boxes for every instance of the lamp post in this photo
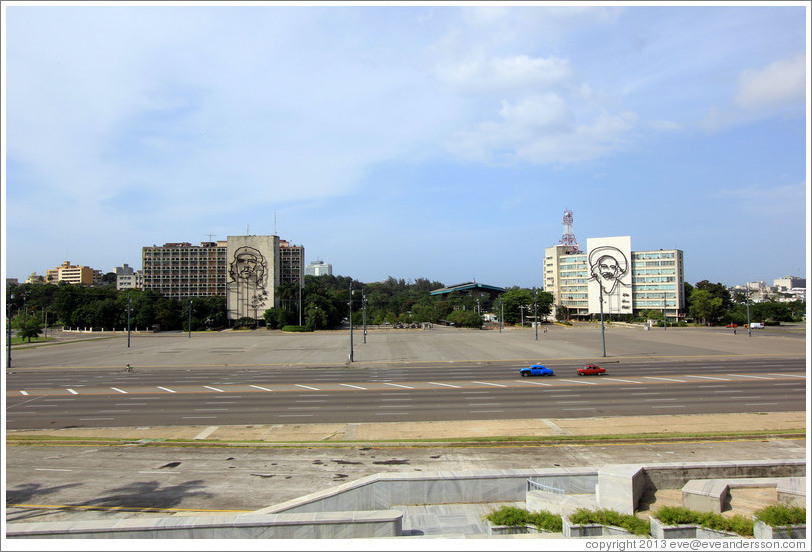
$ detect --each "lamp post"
[188,299,193,338]
[362,290,367,344]
[127,294,132,348]
[599,283,607,357]
[6,292,13,369]
[499,300,503,333]
[534,289,539,341]
[746,287,752,338]
[348,286,354,362]
[663,292,667,331]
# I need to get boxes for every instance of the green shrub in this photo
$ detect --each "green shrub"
[754,504,806,527]
[569,508,651,536]
[281,325,311,333]
[528,510,564,533]
[233,316,258,329]
[483,506,563,532]
[654,506,754,537]
[484,506,529,527]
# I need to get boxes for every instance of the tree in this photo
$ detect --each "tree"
[14,313,43,343]
[688,289,724,325]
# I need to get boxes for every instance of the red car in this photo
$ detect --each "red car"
[726,323,738,328]
[577,364,606,376]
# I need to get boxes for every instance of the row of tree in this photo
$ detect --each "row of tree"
[5,277,804,341]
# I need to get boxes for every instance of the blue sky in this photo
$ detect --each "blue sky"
[2,2,809,289]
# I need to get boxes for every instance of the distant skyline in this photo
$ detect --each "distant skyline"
[3,2,809,290]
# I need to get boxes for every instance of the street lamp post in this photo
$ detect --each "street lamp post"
[6,292,13,369]
[746,287,752,337]
[127,294,132,348]
[188,299,193,338]
[362,290,367,344]
[534,289,539,341]
[348,287,354,362]
[599,284,607,357]
[499,301,503,333]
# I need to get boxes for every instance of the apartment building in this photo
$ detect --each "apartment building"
[115,263,144,290]
[46,261,97,285]
[544,236,684,321]
[142,241,228,298]
[279,239,305,285]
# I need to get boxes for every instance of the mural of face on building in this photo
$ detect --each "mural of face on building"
[588,246,629,294]
[230,247,266,283]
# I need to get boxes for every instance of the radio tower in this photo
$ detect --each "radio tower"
[559,209,582,253]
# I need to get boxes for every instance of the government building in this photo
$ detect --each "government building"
[544,236,685,322]
[141,235,304,321]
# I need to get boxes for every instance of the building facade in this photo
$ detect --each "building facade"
[544,236,684,321]
[142,241,228,298]
[46,261,97,285]
[306,260,333,277]
[279,240,305,286]
[115,263,143,290]
[226,235,279,321]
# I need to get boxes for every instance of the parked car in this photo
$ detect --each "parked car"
[726,323,738,328]
[519,364,555,377]
[577,364,606,376]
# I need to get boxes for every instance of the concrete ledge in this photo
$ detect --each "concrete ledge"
[526,490,597,516]
[6,511,403,539]
[682,477,802,514]
[562,517,635,538]
[650,516,740,539]
[754,520,806,539]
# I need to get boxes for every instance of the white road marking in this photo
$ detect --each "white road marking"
[644,398,676,401]
[516,380,552,386]
[294,384,321,391]
[381,398,412,401]
[35,468,72,472]
[340,384,367,390]
[556,401,589,404]
[472,381,507,387]
[194,426,219,440]
[375,412,408,415]
[605,378,643,384]
[643,377,686,382]
[427,382,461,388]
[111,388,127,394]
[79,417,114,421]
[194,408,229,411]
[651,405,685,409]
[713,390,743,393]
[278,414,314,417]
[98,410,131,413]
[470,410,504,413]
[559,379,597,385]
[182,416,218,419]
[684,375,730,381]
[728,374,773,380]
[383,383,414,389]
[67,389,78,394]
[157,387,176,393]
[562,407,595,411]
[745,402,780,406]
[770,374,805,378]
[249,385,273,391]
[19,391,28,396]
[203,386,224,392]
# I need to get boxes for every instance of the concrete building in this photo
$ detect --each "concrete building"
[142,241,228,298]
[24,273,45,284]
[45,261,97,285]
[115,264,143,290]
[306,260,333,277]
[544,236,684,321]
[279,240,305,286]
[141,236,304,322]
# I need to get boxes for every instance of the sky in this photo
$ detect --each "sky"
[2,1,809,290]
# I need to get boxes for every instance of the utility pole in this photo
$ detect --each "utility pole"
[499,301,503,333]
[6,291,13,369]
[188,299,193,338]
[746,287,752,337]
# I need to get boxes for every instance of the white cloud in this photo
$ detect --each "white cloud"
[435,54,574,94]
[714,181,806,218]
[735,53,806,110]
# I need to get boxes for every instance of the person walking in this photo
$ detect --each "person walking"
[125,363,134,373]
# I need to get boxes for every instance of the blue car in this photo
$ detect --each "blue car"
[519,364,554,377]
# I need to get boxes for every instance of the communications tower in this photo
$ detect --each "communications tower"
[559,209,582,253]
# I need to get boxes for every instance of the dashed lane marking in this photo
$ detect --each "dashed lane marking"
[67,389,78,394]
[294,384,321,391]
[684,375,730,381]
[383,383,414,389]
[728,374,773,380]
[249,385,273,391]
[515,380,551,386]
[111,388,127,394]
[472,381,507,387]
[157,387,176,393]
[339,383,367,390]
[643,377,686,383]
[427,382,461,388]
[203,386,224,392]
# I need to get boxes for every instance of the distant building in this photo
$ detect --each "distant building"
[544,236,685,321]
[46,261,97,285]
[25,273,45,284]
[774,276,805,291]
[429,282,506,303]
[141,235,305,322]
[115,264,143,290]
[305,260,333,277]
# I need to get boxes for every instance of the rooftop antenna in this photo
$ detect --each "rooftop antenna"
[246,224,250,235]
[204,234,216,242]
[274,212,277,236]
[559,208,582,253]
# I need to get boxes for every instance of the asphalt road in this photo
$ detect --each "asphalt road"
[5,357,806,429]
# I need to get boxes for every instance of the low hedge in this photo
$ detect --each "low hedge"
[754,504,806,527]
[484,505,563,533]
[654,506,753,537]
[569,508,651,536]
[281,325,312,333]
